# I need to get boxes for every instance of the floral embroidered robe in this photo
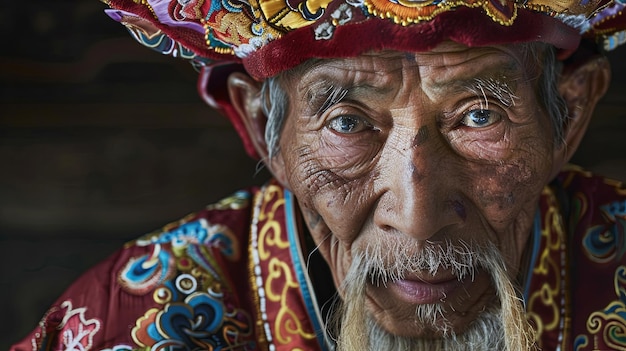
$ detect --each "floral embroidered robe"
[10,167,626,351]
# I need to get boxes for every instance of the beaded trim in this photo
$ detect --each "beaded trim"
[249,185,276,351]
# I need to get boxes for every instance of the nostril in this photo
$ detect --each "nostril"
[380,224,394,232]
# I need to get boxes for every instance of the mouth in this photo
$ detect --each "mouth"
[363,266,495,337]
[388,275,464,305]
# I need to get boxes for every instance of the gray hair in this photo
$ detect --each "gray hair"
[260,75,289,160]
[535,45,569,145]
[259,43,569,159]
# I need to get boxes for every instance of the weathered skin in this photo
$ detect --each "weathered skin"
[275,43,554,337]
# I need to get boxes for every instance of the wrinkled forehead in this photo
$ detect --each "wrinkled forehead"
[288,43,540,96]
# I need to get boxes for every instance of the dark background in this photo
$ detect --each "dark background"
[1,1,625,348]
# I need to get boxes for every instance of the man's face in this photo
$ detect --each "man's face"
[275,43,556,338]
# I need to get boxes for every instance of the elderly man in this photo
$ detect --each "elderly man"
[11,0,626,350]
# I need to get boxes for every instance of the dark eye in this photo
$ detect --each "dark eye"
[461,109,501,128]
[327,115,371,134]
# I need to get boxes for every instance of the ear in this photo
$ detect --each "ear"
[227,72,290,186]
[550,56,611,178]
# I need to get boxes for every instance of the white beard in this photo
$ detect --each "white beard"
[332,240,536,351]
[365,306,504,350]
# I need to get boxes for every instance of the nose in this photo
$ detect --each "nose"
[373,125,465,241]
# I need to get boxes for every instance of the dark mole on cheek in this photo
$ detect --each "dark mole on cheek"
[451,200,467,221]
[305,210,322,229]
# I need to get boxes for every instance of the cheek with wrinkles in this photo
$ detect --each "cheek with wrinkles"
[289,133,381,192]
[285,144,380,243]
[317,129,383,174]
[448,125,512,160]
[288,145,342,200]
[286,144,363,201]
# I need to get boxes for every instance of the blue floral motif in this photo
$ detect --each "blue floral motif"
[155,293,224,343]
[131,276,254,350]
[120,196,252,349]
[119,246,174,294]
[121,219,239,294]
[150,220,212,246]
[573,335,589,351]
[582,200,626,263]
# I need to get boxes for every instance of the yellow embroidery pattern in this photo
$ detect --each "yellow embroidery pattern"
[576,266,626,350]
[257,184,317,346]
[526,186,568,348]
[259,0,335,30]
[364,0,517,27]
[258,185,290,261]
[267,257,317,343]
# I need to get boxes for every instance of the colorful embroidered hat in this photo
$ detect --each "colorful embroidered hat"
[104,0,625,78]
[101,0,626,157]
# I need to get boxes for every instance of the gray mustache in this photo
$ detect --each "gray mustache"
[357,239,497,287]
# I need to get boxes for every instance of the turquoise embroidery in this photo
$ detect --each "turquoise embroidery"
[118,211,254,349]
[120,219,239,291]
[582,200,626,263]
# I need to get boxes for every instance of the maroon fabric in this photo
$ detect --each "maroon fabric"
[9,170,626,350]
[524,168,626,350]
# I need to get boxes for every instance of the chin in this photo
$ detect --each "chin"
[356,307,506,351]
[363,270,497,338]
[364,297,494,339]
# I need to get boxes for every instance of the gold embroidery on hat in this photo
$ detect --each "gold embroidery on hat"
[133,0,158,20]
[364,0,505,26]
[526,0,603,17]
[202,19,236,55]
[260,0,335,30]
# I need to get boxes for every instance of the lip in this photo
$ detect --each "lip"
[388,276,463,305]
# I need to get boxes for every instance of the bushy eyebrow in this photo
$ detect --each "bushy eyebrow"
[312,84,349,115]
[429,61,523,108]
[299,59,523,115]
[302,78,391,116]
[463,77,520,109]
